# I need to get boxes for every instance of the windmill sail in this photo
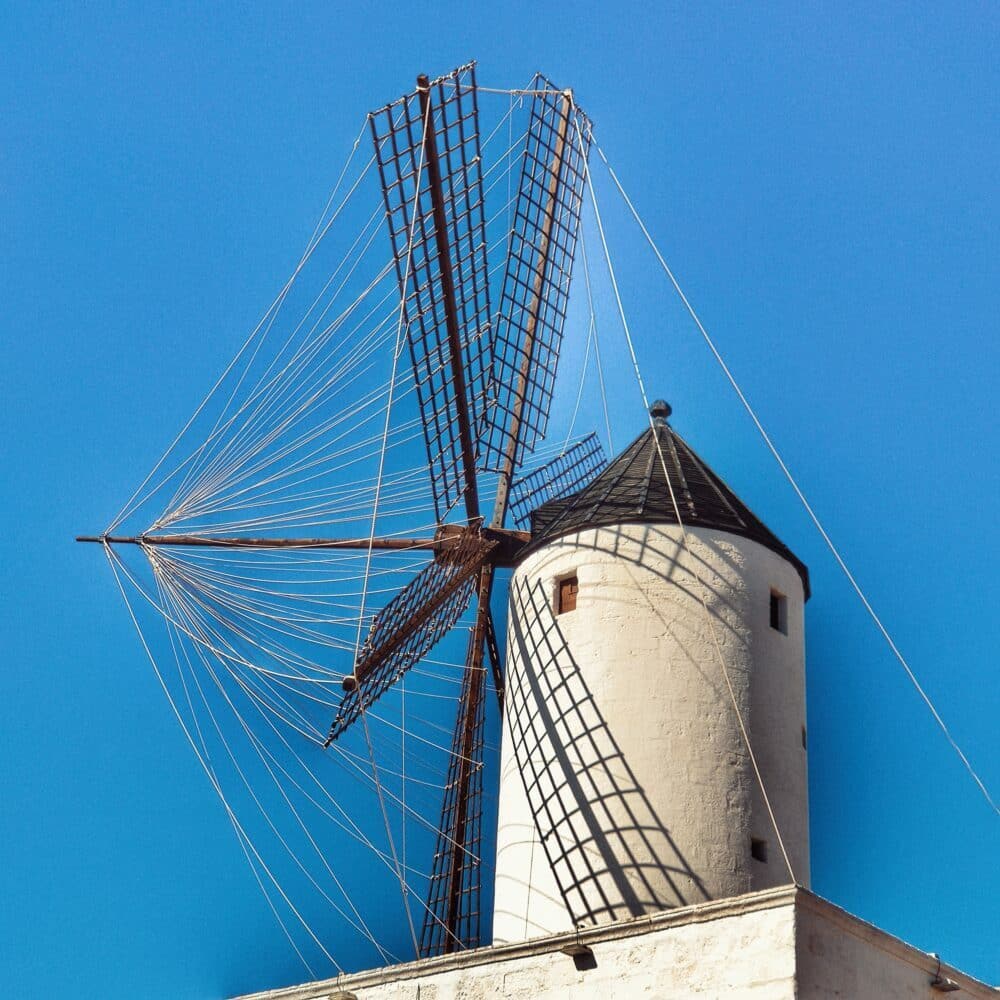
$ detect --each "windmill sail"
[508,433,607,529]
[482,78,593,486]
[420,634,488,957]
[371,63,493,523]
[326,529,497,743]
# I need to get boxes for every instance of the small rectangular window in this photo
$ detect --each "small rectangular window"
[801,725,808,750]
[557,575,578,615]
[770,590,787,634]
[751,837,769,863]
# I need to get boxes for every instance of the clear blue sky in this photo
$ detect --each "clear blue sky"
[2,3,998,997]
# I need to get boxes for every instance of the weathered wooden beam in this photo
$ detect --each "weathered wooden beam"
[75,534,438,552]
[441,561,493,953]
[77,528,529,562]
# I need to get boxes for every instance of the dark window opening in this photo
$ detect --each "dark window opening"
[557,575,578,615]
[801,725,808,750]
[751,837,769,863]
[770,590,788,634]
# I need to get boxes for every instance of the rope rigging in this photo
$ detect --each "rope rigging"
[80,65,994,982]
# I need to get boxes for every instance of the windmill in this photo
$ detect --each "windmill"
[78,63,606,959]
[74,55,1000,1000]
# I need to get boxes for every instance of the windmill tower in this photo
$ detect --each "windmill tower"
[493,399,811,942]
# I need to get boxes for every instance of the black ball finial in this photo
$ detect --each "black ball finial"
[649,399,672,423]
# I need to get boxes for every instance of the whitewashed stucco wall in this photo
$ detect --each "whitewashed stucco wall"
[235,888,996,1000]
[240,890,799,1000]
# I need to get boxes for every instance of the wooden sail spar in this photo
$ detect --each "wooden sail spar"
[77,533,442,551]
[76,529,527,556]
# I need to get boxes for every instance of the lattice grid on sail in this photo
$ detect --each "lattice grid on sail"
[326,530,496,742]
[508,433,607,528]
[370,63,493,522]
[481,78,593,473]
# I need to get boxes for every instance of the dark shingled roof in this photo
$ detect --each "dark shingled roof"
[523,401,810,598]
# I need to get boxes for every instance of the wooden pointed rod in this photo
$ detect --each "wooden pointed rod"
[416,73,481,525]
[75,534,439,552]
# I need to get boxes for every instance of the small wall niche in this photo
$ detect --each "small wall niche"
[769,590,788,634]
[557,575,579,615]
[751,837,769,863]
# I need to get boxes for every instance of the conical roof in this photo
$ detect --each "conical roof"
[524,400,810,597]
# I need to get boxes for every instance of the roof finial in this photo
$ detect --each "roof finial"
[650,399,672,425]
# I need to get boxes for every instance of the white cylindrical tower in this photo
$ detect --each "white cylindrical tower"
[492,402,810,944]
